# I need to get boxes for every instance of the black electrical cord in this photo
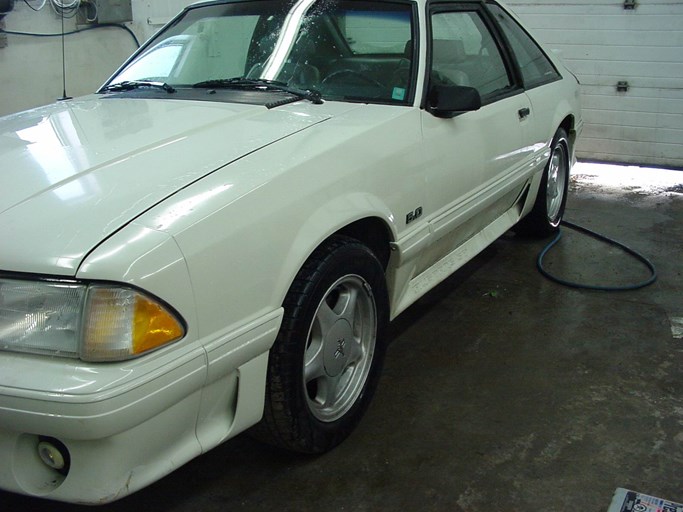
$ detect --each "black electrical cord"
[537,220,657,291]
[22,0,46,12]
[0,22,140,47]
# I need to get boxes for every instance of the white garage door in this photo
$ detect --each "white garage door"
[507,0,683,169]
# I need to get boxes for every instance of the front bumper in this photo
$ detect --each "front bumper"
[0,309,282,504]
[0,347,206,504]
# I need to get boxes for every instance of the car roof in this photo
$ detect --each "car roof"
[186,0,503,9]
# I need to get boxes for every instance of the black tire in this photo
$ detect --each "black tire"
[252,235,389,453]
[515,128,570,237]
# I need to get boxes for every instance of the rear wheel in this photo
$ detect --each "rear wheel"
[252,236,388,453]
[516,128,570,236]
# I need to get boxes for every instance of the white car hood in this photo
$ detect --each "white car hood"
[0,95,335,276]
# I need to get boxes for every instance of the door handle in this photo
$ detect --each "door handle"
[518,107,530,120]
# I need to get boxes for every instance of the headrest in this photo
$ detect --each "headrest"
[432,39,467,64]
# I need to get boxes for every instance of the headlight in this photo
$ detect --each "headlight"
[0,278,185,362]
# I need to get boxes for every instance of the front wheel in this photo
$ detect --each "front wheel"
[252,236,389,453]
[515,128,570,237]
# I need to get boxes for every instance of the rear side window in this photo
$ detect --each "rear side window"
[487,4,560,89]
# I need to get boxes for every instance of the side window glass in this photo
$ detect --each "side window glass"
[431,10,512,98]
[487,4,560,88]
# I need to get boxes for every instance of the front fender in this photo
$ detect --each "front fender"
[138,104,423,340]
[271,191,398,307]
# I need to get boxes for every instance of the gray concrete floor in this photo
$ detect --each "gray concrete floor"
[4,164,683,511]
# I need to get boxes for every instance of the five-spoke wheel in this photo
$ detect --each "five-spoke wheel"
[252,236,388,453]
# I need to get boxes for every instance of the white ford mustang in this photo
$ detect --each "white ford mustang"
[0,0,581,503]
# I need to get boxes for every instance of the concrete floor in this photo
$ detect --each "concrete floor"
[4,164,683,511]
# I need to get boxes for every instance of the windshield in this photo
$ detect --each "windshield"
[105,0,416,105]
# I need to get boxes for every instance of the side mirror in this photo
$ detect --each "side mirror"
[427,85,481,118]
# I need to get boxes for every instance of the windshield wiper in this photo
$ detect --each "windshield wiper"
[192,77,323,107]
[100,80,177,94]
[192,77,266,89]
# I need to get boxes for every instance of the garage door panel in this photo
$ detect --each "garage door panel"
[579,139,683,168]
[559,46,682,64]
[508,1,683,167]
[582,109,658,129]
[582,127,656,149]
[656,129,683,146]
[582,93,683,116]
[583,109,681,132]
[577,76,683,90]
[533,29,683,48]
[582,88,683,109]
[582,124,682,146]
[567,61,683,80]
[659,114,683,131]
[518,13,682,32]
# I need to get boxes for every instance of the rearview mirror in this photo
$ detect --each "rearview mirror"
[427,85,481,118]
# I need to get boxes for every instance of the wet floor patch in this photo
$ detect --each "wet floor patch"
[571,162,683,198]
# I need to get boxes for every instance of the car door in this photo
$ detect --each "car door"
[487,2,566,153]
[418,3,533,274]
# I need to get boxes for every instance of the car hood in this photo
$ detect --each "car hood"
[0,95,339,276]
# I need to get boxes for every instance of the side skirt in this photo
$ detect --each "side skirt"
[390,184,531,318]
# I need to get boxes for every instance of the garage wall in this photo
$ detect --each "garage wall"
[0,0,196,118]
[506,0,683,169]
[0,4,136,117]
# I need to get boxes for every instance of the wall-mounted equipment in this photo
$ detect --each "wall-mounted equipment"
[616,81,630,93]
[0,0,15,21]
[80,0,132,24]
[623,0,637,10]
